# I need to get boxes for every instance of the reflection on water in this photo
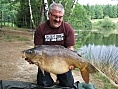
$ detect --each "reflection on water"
[75,30,118,48]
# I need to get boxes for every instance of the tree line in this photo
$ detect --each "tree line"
[83,4,118,19]
[0,0,117,30]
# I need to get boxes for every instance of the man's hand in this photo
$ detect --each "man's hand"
[25,58,34,64]
[69,65,75,70]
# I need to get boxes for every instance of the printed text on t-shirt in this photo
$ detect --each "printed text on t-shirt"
[45,33,64,42]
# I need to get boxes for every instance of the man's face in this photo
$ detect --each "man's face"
[48,9,64,28]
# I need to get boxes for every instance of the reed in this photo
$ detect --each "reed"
[77,44,118,85]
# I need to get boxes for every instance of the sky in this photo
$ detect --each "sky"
[78,0,118,5]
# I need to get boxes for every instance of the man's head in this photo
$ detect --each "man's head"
[48,3,64,28]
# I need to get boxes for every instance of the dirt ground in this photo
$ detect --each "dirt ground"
[0,28,104,89]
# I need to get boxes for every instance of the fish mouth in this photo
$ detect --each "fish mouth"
[21,51,26,58]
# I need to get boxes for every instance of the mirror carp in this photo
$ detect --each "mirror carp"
[22,45,98,84]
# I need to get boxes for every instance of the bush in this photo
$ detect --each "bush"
[101,16,115,27]
[98,16,116,30]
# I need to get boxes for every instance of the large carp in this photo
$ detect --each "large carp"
[22,45,98,84]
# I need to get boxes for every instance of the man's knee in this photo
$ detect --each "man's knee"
[57,71,74,88]
[37,69,54,87]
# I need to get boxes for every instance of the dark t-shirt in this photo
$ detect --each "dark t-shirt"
[34,20,75,48]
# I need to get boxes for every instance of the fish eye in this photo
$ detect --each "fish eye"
[27,50,33,53]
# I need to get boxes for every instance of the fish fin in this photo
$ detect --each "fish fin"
[88,63,98,73]
[80,68,89,84]
[37,61,45,76]
[40,67,45,75]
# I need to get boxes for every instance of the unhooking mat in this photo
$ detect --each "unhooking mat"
[0,80,96,89]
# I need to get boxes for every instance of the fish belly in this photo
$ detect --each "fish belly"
[41,58,70,74]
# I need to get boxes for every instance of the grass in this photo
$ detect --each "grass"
[74,67,118,88]
[93,73,118,89]
[1,26,30,31]
[4,35,30,42]
[1,22,16,27]
[91,18,118,23]
[0,27,31,42]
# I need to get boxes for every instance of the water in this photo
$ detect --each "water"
[75,30,118,48]
[77,44,118,69]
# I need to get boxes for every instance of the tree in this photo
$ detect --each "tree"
[0,0,19,27]
[83,4,91,18]
[16,0,42,28]
[90,5,96,19]
[108,4,114,18]
[69,4,92,30]
[103,4,117,18]
[16,0,30,28]
[28,0,34,28]
[111,5,117,18]
[94,5,103,19]
[103,4,110,17]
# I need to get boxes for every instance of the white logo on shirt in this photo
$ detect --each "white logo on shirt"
[45,33,64,42]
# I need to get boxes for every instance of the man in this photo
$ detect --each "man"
[32,2,75,88]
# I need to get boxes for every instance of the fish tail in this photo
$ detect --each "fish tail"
[87,63,98,73]
[79,63,98,83]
